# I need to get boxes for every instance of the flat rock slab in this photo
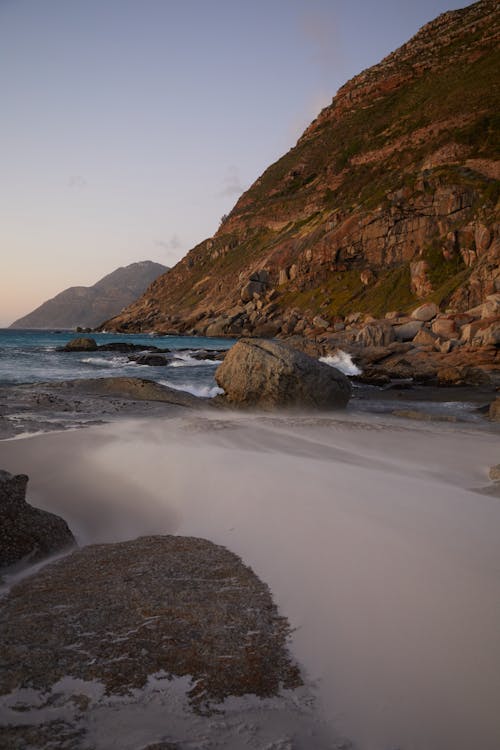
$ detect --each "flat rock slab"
[50,377,208,408]
[0,535,301,747]
[0,378,217,438]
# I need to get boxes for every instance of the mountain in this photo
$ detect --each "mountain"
[11,261,169,329]
[104,0,499,337]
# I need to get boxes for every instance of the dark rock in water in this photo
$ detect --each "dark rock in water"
[0,535,301,745]
[59,336,98,352]
[98,342,163,353]
[215,338,351,409]
[0,470,75,568]
[130,353,170,366]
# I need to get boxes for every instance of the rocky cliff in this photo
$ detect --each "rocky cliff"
[11,261,168,329]
[103,0,499,338]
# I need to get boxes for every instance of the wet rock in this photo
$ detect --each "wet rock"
[99,342,163,353]
[215,338,351,409]
[59,337,97,352]
[0,470,75,569]
[437,365,491,387]
[131,354,169,366]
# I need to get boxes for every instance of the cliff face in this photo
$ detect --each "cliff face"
[11,261,168,329]
[104,0,499,337]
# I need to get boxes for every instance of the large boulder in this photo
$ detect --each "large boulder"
[215,338,351,409]
[0,470,75,568]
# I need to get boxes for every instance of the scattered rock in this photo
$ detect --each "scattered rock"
[215,338,351,409]
[356,323,395,347]
[411,303,439,322]
[431,317,457,339]
[0,470,75,569]
[489,464,500,482]
[393,320,424,341]
[489,398,500,421]
[413,328,438,348]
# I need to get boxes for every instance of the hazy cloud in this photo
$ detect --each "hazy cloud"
[68,175,87,189]
[219,165,245,197]
[155,235,184,260]
[300,8,343,76]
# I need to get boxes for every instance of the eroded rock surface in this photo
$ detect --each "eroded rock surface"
[0,535,302,748]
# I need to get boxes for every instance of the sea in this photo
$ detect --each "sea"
[0,329,235,398]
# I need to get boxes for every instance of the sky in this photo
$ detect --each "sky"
[0,0,469,326]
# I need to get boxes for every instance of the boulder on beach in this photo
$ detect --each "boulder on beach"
[0,535,301,746]
[0,469,76,569]
[215,338,351,409]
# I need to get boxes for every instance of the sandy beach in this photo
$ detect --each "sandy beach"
[1,408,499,750]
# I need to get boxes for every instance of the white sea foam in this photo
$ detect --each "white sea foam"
[80,356,128,367]
[319,350,361,376]
[159,379,223,398]
[170,352,219,367]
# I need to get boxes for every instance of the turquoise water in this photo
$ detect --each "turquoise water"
[0,329,234,396]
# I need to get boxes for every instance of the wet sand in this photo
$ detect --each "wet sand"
[1,409,499,749]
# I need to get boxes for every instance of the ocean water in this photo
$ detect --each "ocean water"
[0,329,235,398]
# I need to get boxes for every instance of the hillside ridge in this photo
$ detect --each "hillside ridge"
[103,0,499,341]
[11,261,168,329]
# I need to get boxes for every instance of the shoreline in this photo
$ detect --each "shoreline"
[1,409,500,749]
[0,372,497,441]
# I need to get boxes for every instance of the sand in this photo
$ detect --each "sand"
[1,409,499,750]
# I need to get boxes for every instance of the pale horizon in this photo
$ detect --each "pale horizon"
[1,0,469,326]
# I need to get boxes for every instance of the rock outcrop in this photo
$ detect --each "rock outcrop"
[0,470,75,568]
[0,535,301,747]
[215,338,351,409]
[101,1,499,342]
[10,261,168,330]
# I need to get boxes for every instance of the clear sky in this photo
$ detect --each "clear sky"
[0,0,469,325]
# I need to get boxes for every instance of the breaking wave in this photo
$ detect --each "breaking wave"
[319,350,361,376]
[159,379,223,398]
